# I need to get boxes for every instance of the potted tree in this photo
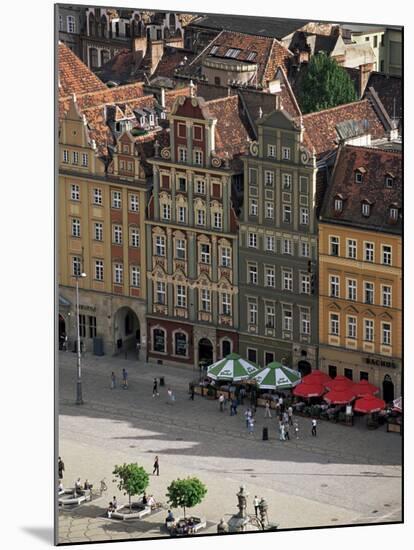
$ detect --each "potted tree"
[111,463,150,519]
[166,477,207,534]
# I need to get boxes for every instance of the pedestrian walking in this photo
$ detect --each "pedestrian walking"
[248,417,255,435]
[294,421,300,439]
[285,423,290,440]
[58,457,65,480]
[167,388,175,404]
[311,418,317,437]
[278,396,284,413]
[264,400,272,418]
[279,421,285,441]
[122,368,128,389]
[153,456,160,476]
[152,378,159,397]
[219,394,225,412]
[245,408,252,428]
[288,405,293,426]
[232,398,238,415]
[189,383,195,400]
[110,371,116,390]
[283,411,289,425]
[253,496,260,516]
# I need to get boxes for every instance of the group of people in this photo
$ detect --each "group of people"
[106,496,119,517]
[142,492,157,509]
[165,510,196,536]
[110,368,129,390]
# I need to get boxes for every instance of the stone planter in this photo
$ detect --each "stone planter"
[59,489,91,507]
[111,503,151,520]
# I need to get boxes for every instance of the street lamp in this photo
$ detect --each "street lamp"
[75,271,87,405]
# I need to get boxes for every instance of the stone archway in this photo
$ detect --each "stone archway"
[198,338,213,367]
[221,339,232,358]
[113,307,140,354]
[382,374,395,404]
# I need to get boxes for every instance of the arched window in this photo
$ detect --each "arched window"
[169,13,176,28]
[101,15,107,38]
[334,197,343,212]
[175,332,187,356]
[88,13,95,36]
[89,48,98,68]
[221,339,231,357]
[67,15,76,33]
[153,328,166,353]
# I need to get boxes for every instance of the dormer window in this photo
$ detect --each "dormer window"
[149,114,155,126]
[246,52,257,61]
[355,169,365,183]
[210,45,219,55]
[225,48,241,58]
[385,175,394,188]
[140,116,146,127]
[361,202,371,217]
[334,198,343,213]
[389,206,399,221]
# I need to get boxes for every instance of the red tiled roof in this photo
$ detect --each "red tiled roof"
[320,144,402,234]
[58,42,107,97]
[153,47,195,80]
[206,95,250,157]
[164,86,193,112]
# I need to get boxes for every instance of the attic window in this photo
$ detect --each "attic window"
[225,48,241,59]
[385,175,394,188]
[334,198,343,213]
[361,202,371,217]
[246,52,257,61]
[355,168,365,183]
[210,45,219,55]
[389,206,399,221]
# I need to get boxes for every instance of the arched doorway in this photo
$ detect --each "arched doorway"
[298,360,312,376]
[221,339,231,358]
[382,374,395,403]
[114,307,140,353]
[59,314,66,350]
[198,338,213,367]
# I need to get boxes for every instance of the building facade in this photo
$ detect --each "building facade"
[238,109,318,373]
[318,145,402,401]
[57,4,84,57]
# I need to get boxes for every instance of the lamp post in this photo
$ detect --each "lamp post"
[75,271,87,405]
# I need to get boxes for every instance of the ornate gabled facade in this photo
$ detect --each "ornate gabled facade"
[238,108,318,373]
[145,90,249,367]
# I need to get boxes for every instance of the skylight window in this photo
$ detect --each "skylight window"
[224,48,241,59]
[246,52,257,61]
[210,45,219,55]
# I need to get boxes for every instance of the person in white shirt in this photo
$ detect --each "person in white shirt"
[253,496,260,516]
[264,400,272,418]
[311,418,317,436]
[219,394,225,412]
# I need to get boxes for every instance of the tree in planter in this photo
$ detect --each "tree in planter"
[112,463,149,512]
[166,477,207,518]
[299,52,357,114]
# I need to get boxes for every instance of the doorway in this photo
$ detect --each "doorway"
[59,314,66,350]
[198,338,213,366]
[382,374,395,403]
[298,360,312,376]
[221,339,231,358]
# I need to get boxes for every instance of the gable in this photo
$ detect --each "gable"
[259,109,300,131]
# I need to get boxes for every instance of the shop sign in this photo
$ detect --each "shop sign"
[79,304,97,312]
[364,357,398,369]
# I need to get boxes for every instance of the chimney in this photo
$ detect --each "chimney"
[160,87,166,108]
[133,35,148,58]
[359,62,373,97]
[149,39,164,75]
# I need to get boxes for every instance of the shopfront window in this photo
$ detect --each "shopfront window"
[153,328,166,353]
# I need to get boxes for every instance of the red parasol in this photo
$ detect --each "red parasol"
[324,387,356,405]
[293,382,326,398]
[352,379,379,397]
[325,376,353,391]
[354,394,386,414]
[302,370,331,385]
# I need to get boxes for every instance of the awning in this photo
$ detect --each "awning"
[324,387,356,405]
[293,382,326,398]
[206,353,258,382]
[354,395,386,414]
[59,295,71,307]
[251,362,301,390]
[352,380,380,397]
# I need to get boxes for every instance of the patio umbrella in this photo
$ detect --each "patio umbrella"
[325,376,353,391]
[293,382,326,398]
[352,380,380,397]
[324,387,356,405]
[354,395,386,414]
[206,353,259,382]
[302,370,331,385]
[252,362,302,390]
[392,397,402,413]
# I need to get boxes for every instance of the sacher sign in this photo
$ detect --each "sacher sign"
[364,357,398,369]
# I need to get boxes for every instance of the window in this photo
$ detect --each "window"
[114,263,123,284]
[249,199,258,216]
[265,304,275,328]
[213,212,222,229]
[347,239,357,259]
[71,218,80,237]
[72,256,81,276]
[282,174,292,190]
[385,176,394,188]
[328,365,337,379]
[72,151,79,165]
[300,309,310,335]
[283,205,292,224]
[94,222,103,241]
[265,236,275,252]
[193,125,203,141]
[248,302,258,325]
[344,368,353,381]
[382,323,391,345]
[248,233,257,248]
[347,316,357,339]
[153,328,166,353]
[59,15,64,31]
[265,202,274,219]
[63,149,69,163]
[283,239,293,255]
[221,247,231,267]
[155,235,165,256]
[200,243,210,264]
[177,123,186,138]
[94,259,104,281]
[177,177,186,192]
[373,35,378,48]
[330,236,339,256]
[178,148,187,163]
[156,281,166,304]
[81,153,88,167]
[175,332,187,356]
[364,242,374,262]
[71,184,80,201]
[247,348,257,363]
[334,198,343,212]
[225,48,241,58]
[355,171,363,183]
[129,194,139,212]
[283,309,293,331]
[300,242,310,257]
[249,168,258,185]
[268,145,276,158]
[265,171,274,186]
[177,206,187,223]
[282,270,293,291]
[161,175,170,190]
[389,207,399,221]
[67,15,76,33]
[210,45,219,55]
[301,273,310,294]
[131,266,140,287]
[162,203,171,220]
[194,150,203,165]
[130,227,140,248]
[347,279,357,301]
[330,275,340,298]
[265,266,275,287]
[195,179,205,194]
[360,371,369,381]
[382,285,392,307]
[248,264,258,285]
[300,208,309,225]
[79,314,86,338]
[196,209,205,226]
[330,313,339,336]
[364,282,374,304]
[176,285,187,308]
[112,190,122,209]
[93,188,102,205]
[299,177,308,193]
[364,319,374,342]
[176,239,186,260]
[201,289,211,311]
[247,51,257,61]
[113,225,122,245]
[221,293,231,315]
[282,147,291,160]
[362,202,371,217]
[382,245,392,265]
